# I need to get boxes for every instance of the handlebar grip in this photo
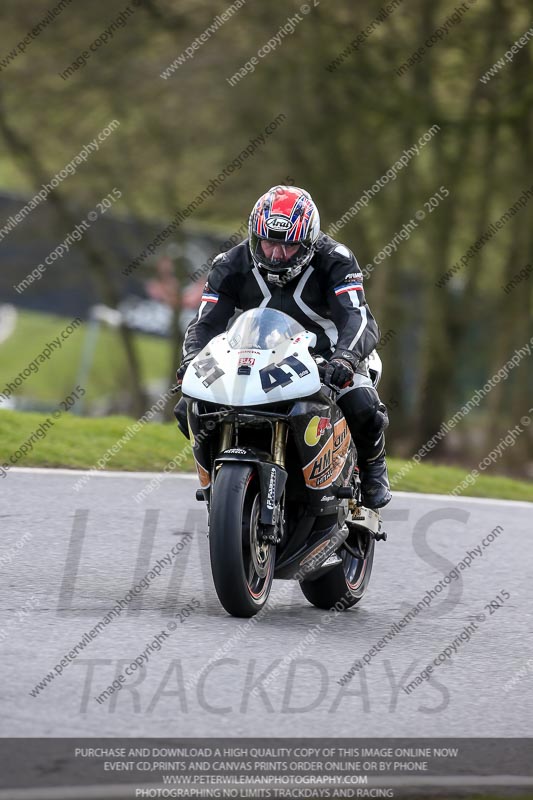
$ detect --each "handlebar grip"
[313,358,338,397]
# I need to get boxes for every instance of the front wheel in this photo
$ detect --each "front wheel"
[300,536,375,611]
[209,463,275,617]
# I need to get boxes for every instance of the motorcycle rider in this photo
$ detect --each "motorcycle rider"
[174,185,391,508]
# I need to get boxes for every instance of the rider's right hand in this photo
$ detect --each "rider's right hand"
[175,363,188,388]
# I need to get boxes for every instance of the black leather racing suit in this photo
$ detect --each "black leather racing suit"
[176,233,389,478]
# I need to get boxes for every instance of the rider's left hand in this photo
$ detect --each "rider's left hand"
[323,358,355,391]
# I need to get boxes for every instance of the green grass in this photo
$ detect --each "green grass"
[1,409,532,502]
[387,457,533,502]
[0,310,171,406]
[0,409,194,473]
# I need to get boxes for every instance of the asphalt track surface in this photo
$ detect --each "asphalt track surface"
[1,468,532,739]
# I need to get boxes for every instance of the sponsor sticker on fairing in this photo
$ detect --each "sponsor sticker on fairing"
[266,468,276,510]
[304,415,332,447]
[302,418,351,490]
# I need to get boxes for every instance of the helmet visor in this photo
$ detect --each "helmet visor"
[252,236,311,273]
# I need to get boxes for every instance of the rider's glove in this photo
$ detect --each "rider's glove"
[175,362,189,388]
[323,358,355,391]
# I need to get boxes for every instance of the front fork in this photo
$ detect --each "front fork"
[272,420,288,468]
[217,419,288,466]
[219,421,233,452]
[213,419,288,545]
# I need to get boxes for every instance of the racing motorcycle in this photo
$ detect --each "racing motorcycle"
[180,307,387,618]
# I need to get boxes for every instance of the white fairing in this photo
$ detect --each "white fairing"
[367,349,382,388]
[182,308,321,406]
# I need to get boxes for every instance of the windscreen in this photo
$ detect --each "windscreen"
[226,308,305,350]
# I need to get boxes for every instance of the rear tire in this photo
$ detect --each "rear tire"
[300,536,375,611]
[209,463,275,617]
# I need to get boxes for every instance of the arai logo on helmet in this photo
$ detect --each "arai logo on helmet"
[266,215,291,232]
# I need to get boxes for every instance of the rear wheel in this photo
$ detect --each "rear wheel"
[209,463,275,617]
[300,535,375,611]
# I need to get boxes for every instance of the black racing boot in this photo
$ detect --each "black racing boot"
[358,435,392,509]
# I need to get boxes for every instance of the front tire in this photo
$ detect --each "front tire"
[300,536,375,611]
[209,463,275,617]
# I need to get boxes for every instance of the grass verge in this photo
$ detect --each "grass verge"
[1,410,532,502]
[0,310,170,406]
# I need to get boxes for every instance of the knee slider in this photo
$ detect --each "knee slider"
[359,403,389,444]
[339,386,381,426]
[375,402,389,434]
[339,388,389,443]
